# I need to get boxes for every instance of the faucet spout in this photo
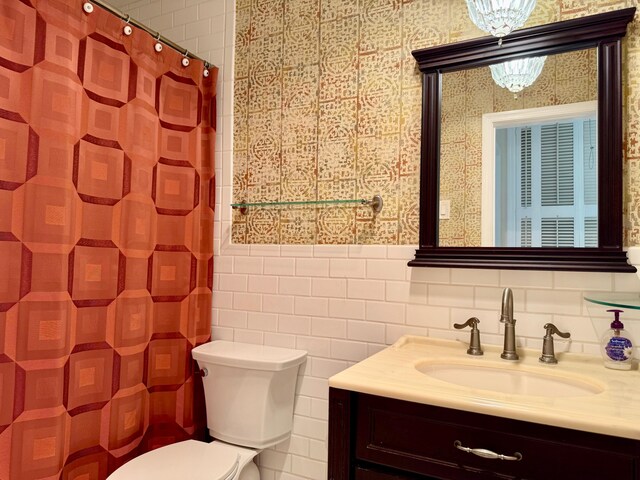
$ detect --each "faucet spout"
[500,287,513,324]
[500,287,519,360]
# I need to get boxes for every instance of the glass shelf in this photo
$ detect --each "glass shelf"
[585,294,640,339]
[231,195,383,214]
[584,294,640,311]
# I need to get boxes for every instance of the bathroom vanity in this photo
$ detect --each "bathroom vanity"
[328,336,640,480]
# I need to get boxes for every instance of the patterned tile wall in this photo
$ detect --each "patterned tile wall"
[439,49,597,247]
[232,0,640,246]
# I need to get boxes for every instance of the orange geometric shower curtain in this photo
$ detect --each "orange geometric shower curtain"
[0,1,215,478]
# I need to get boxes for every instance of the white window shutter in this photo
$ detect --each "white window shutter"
[583,119,597,206]
[520,217,532,247]
[541,217,575,247]
[540,123,574,207]
[498,113,597,248]
[585,216,598,247]
[520,127,532,208]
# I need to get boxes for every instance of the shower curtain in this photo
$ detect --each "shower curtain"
[0,1,216,478]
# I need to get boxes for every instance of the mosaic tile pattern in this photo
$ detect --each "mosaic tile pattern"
[0,1,215,478]
[234,0,640,246]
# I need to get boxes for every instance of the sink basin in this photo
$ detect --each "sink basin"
[416,362,604,397]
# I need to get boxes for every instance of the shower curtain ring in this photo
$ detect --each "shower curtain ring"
[182,51,190,67]
[203,61,210,77]
[83,2,94,13]
[154,33,163,52]
[123,15,133,36]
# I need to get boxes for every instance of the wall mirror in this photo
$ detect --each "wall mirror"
[410,8,637,271]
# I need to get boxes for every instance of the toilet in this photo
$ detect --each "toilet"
[108,341,307,480]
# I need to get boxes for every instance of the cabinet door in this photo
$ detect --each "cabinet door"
[355,466,437,480]
[355,393,639,480]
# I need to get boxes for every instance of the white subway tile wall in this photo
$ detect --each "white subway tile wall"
[216,249,640,480]
[109,1,640,479]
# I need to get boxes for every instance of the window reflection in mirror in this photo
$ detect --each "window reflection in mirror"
[438,48,597,247]
[491,107,597,248]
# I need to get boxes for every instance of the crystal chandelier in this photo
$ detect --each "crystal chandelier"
[466,0,537,38]
[489,56,547,93]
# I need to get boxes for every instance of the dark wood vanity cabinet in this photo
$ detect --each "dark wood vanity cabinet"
[329,388,640,480]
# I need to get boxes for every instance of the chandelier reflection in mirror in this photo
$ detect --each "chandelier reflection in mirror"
[489,56,547,93]
[466,0,537,38]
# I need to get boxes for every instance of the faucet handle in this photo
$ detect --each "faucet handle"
[454,317,483,356]
[539,323,571,364]
[544,323,570,339]
[454,317,480,330]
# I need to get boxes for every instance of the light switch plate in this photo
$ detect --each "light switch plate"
[439,200,450,220]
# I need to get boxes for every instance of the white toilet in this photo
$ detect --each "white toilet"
[108,341,307,480]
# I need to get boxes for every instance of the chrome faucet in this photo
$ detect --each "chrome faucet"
[500,287,519,360]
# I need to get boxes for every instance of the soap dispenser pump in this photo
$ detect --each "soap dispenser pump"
[600,309,634,370]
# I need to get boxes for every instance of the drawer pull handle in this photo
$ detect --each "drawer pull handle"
[454,440,522,461]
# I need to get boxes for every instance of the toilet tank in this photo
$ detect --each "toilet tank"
[191,341,307,449]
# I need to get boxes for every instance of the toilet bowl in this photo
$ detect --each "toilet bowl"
[107,341,307,480]
[107,440,259,480]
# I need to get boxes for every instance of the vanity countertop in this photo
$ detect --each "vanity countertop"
[328,335,640,440]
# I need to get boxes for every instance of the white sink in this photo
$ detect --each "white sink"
[416,362,604,397]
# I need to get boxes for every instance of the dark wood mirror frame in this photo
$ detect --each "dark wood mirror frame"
[409,7,637,272]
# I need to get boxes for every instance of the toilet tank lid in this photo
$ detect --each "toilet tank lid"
[192,341,307,371]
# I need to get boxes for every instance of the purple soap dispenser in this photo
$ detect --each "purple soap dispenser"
[601,309,634,370]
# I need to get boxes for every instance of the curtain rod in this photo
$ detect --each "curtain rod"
[88,0,210,68]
